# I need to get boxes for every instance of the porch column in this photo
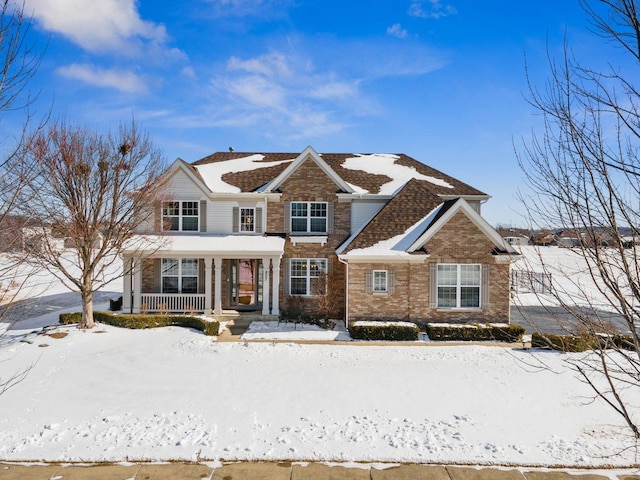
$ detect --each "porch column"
[132,257,142,314]
[262,257,271,315]
[204,257,213,314]
[271,257,280,316]
[122,255,132,313]
[213,256,223,315]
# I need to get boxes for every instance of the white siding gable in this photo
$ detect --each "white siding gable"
[165,170,207,201]
[350,199,387,234]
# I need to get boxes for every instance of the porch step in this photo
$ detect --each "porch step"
[213,311,277,323]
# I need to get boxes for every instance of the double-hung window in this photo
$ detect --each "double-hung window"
[437,264,481,308]
[162,258,199,294]
[289,258,327,295]
[240,207,255,232]
[291,202,327,233]
[373,270,388,293]
[162,201,199,231]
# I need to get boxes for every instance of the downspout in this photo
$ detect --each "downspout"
[407,261,411,321]
[337,255,349,330]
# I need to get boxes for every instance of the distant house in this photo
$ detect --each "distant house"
[496,229,530,247]
[0,215,64,253]
[530,229,556,246]
[557,229,583,248]
[123,146,520,327]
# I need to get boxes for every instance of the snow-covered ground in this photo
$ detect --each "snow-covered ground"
[0,247,639,466]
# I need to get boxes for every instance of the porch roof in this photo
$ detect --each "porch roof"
[123,234,285,257]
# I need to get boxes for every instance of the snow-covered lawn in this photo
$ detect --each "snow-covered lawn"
[1,246,639,466]
[0,319,638,466]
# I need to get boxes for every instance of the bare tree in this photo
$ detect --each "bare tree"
[0,0,45,396]
[9,120,167,329]
[518,0,640,440]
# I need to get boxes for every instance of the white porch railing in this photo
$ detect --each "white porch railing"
[140,293,206,313]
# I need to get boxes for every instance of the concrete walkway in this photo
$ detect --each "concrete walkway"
[1,462,638,479]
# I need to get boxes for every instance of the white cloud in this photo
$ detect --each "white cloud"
[23,0,174,56]
[409,0,457,19]
[310,81,358,99]
[387,23,408,39]
[227,52,292,78]
[55,63,147,93]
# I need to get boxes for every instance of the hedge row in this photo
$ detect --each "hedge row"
[426,323,525,342]
[59,311,219,336]
[349,322,420,341]
[531,332,637,352]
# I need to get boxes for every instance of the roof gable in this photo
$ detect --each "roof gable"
[163,158,212,196]
[339,178,444,253]
[263,146,354,194]
[407,198,519,254]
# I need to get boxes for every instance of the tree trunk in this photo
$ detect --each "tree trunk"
[81,290,95,329]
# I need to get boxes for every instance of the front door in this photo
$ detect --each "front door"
[228,259,262,310]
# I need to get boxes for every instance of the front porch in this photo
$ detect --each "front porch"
[121,234,286,316]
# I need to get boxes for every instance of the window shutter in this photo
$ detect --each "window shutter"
[283,202,291,233]
[198,259,205,294]
[283,259,290,294]
[232,207,239,233]
[429,263,438,309]
[200,200,207,233]
[327,202,334,233]
[153,259,161,293]
[156,201,162,232]
[482,264,490,309]
[365,269,373,293]
[388,270,396,293]
[256,207,263,233]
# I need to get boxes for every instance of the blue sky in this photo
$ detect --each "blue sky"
[5,0,624,226]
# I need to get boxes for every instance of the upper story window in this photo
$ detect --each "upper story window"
[291,202,327,233]
[240,207,255,232]
[437,264,481,309]
[163,201,198,232]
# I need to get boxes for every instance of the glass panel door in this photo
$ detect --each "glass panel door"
[229,259,260,310]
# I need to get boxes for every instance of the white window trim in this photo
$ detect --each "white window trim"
[372,270,388,293]
[436,264,481,309]
[161,258,199,293]
[240,207,255,233]
[162,200,199,232]
[289,258,327,296]
[290,201,328,234]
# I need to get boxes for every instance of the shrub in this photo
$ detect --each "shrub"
[531,332,595,352]
[426,323,525,342]
[59,311,219,336]
[109,296,123,311]
[59,312,82,325]
[532,332,638,352]
[349,321,420,341]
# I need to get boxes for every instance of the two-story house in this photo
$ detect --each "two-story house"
[122,146,519,327]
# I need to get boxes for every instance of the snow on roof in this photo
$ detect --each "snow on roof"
[342,203,443,257]
[123,234,285,255]
[341,154,454,194]
[193,154,294,193]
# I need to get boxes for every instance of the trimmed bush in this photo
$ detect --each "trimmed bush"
[531,332,595,352]
[59,311,219,336]
[349,321,420,341]
[426,323,525,342]
[532,332,638,352]
[59,312,82,325]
